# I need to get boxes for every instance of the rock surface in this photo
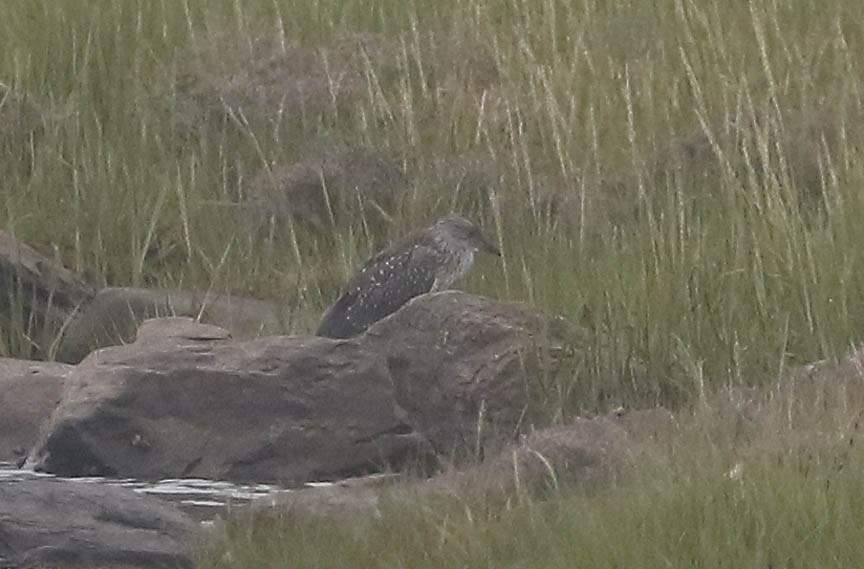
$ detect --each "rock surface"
[260,409,674,520]
[0,230,95,358]
[262,418,629,519]
[55,287,289,364]
[0,479,195,569]
[0,358,72,462]
[0,230,291,363]
[27,318,431,484]
[242,146,407,236]
[441,408,675,499]
[27,293,585,483]
[363,291,590,454]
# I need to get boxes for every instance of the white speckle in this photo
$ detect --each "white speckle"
[727,463,744,481]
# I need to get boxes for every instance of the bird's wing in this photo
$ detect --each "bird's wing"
[316,242,438,338]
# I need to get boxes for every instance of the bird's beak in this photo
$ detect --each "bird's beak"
[481,235,501,257]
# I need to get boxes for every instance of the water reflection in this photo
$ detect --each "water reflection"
[0,462,301,521]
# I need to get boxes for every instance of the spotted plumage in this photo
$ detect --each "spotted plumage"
[316,215,500,339]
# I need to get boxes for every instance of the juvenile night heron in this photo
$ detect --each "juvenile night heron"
[316,215,501,339]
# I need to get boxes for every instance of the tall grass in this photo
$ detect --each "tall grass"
[3,0,864,402]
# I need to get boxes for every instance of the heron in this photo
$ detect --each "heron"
[316,215,501,339]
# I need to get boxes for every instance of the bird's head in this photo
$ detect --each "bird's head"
[434,215,501,256]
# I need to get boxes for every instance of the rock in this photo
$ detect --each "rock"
[0,479,195,569]
[0,358,72,462]
[441,408,676,499]
[28,293,584,483]
[0,230,95,359]
[171,31,393,132]
[262,419,630,520]
[0,83,44,166]
[261,473,401,520]
[362,291,590,455]
[27,318,432,484]
[134,317,231,344]
[451,418,630,496]
[256,410,673,520]
[242,146,407,237]
[55,287,289,364]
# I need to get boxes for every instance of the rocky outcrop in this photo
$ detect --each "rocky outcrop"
[27,318,432,484]
[0,479,195,569]
[0,230,95,359]
[0,358,72,462]
[55,287,290,364]
[26,292,587,483]
[363,291,591,455]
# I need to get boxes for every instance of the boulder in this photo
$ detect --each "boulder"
[27,318,432,484]
[363,291,590,455]
[0,358,72,462]
[0,83,44,159]
[55,287,290,364]
[0,230,95,359]
[261,418,631,520]
[0,479,195,569]
[438,408,676,500]
[242,146,407,236]
[28,293,585,483]
[450,418,630,496]
[259,409,674,520]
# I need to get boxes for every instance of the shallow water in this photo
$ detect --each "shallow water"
[0,461,303,521]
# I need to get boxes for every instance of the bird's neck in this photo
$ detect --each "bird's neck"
[431,246,476,291]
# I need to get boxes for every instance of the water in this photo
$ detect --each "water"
[0,461,303,522]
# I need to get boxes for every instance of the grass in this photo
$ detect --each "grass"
[199,457,864,568]
[4,0,863,404]
[197,368,864,568]
[3,0,864,565]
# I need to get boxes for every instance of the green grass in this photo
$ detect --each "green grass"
[200,457,864,568]
[5,0,864,406]
[197,374,864,568]
[4,0,864,564]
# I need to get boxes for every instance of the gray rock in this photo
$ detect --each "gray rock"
[262,473,400,520]
[0,230,95,359]
[0,358,72,462]
[0,479,195,569]
[259,411,673,520]
[27,293,583,484]
[27,317,431,484]
[260,418,627,520]
[242,146,407,236]
[363,291,590,455]
[434,410,675,499]
[55,287,290,364]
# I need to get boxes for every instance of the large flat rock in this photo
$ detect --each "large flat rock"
[26,292,585,483]
[27,318,430,484]
[0,479,195,569]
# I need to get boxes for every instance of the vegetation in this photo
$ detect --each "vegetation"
[198,367,864,568]
[3,0,864,566]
